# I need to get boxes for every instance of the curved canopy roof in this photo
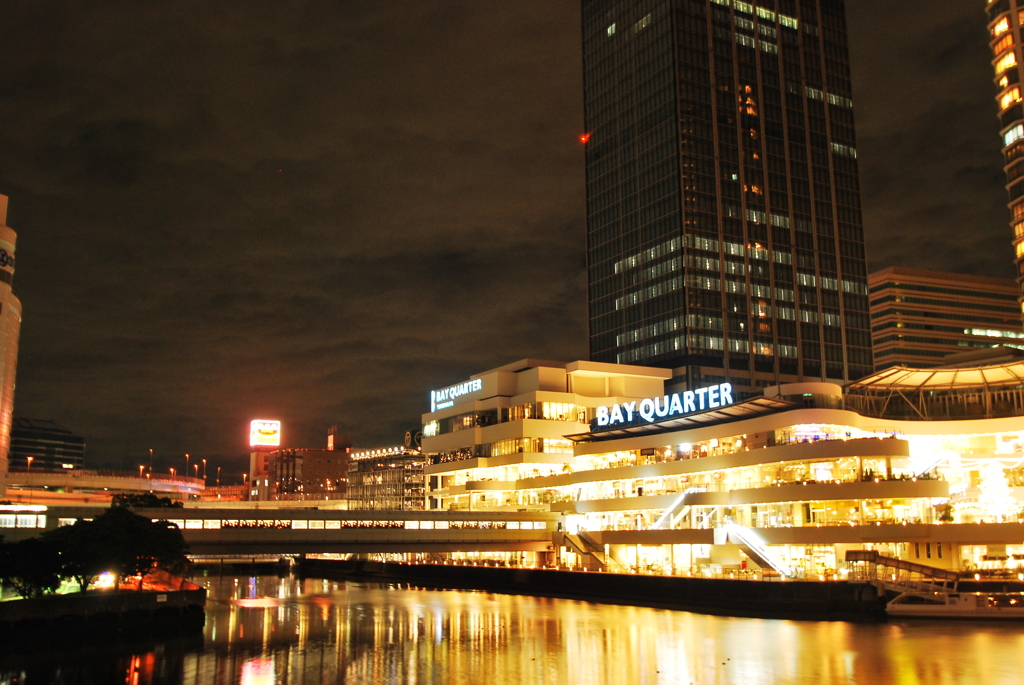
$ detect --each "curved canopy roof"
[845,361,1024,394]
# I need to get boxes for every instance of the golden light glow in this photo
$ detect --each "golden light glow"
[994,33,1015,57]
[994,17,1010,38]
[996,51,1018,75]
[94,572,116,589]
[1001,87,1021,110]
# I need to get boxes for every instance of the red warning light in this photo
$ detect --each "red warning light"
[579,133,591,144]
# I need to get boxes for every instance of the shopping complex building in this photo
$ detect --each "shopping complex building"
[422,358,1024,578]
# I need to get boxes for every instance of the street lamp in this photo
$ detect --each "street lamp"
[216,466,221,486]
[170,467,176,478]
[185,453,190,476]
[193,464,199,478]
[202,458,207,481]
[25,457,34,505]
[139,464,144,479]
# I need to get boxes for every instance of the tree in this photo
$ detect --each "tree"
[0,538,64,598]
[111,493,183,509]
[90,506,189,585]
[42,520,112,592]
[42,507,189,591]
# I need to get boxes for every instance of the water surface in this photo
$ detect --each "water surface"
[2,573,1024,684]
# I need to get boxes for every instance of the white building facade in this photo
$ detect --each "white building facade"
[423,358,1024,578]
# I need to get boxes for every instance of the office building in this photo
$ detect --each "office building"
[0,196,21,496]
[869,267,1023,369]
[9,418,86,471]
[247,421,352,501]
[266,448,350,502]
[582,0,872,396]
[987,0,1024,312]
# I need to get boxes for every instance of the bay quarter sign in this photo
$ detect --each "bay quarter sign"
[595,383,734,428]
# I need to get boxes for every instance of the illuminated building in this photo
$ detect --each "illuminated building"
[987,0,1024,311]
[424,358,1024,577]
[582,0,872,396]
[0,196,21,497]
[422,359,671,510]
[348,444,426,511]
[869,267,1023,369]
[247,419,282,500]
[9,418,86,471]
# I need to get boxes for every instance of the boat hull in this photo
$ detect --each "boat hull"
[887,592,1024,619]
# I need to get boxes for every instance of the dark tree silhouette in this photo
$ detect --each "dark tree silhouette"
[0,537,63,598]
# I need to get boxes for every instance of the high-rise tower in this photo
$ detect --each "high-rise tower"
[0,196,23,496]
[582,0,872,397]
[986,1,1024,317]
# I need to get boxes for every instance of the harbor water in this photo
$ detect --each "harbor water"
[2,573,1024,684]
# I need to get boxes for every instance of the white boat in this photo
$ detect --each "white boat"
[887,591,1024,619]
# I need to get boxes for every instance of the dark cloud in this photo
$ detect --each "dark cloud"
[0,1,1011,475]
[847,1,1012,277]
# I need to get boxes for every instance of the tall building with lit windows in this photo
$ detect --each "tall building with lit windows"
[0,196,22,497]
[582,0,872,399]
[869,267,1023,370]
[987,1,1024,315]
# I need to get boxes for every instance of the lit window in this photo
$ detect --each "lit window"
[779,15,798,30]
[822,312,842,326]
[757,7,775,21]
[1002,87,1021,110]
[734,1,753,14]
[828,93,854,108]
[1001,75,1011,88]
[1005,124,1024,146]
[1016,241,1024,258]
[634,14,650,32]
[1014,221,1024,238]
[996,51,1018,75]
[994,33,1015,56]
[735,34,756,48]
[831,142,857,158]
[607,23,615,37]
[994,17,1011,38]
[805,86,824,100]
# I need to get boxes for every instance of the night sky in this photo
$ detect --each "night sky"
[0,1,1010,477]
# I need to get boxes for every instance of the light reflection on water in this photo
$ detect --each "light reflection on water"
[3,573,1024,684]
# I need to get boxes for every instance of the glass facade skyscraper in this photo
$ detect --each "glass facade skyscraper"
[582,0,872,397]
[986,1,1024,316]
